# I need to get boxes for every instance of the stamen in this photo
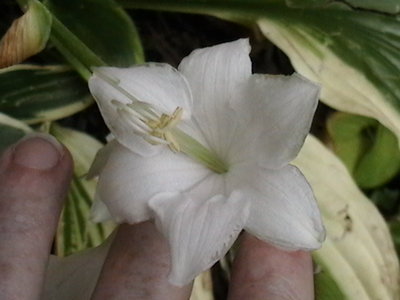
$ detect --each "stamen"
[112,100,150,135]
[94,69,140,104]
[117,109,148,135]
[145,107,184,152]
[145,135,170,145]
[128,102,158,120]
[96,68,229,173]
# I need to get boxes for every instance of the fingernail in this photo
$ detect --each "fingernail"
[12,133,63,170]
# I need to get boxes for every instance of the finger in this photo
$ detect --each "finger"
[0,134,73,300]
[90,221,193,300]
[227,233,314,300]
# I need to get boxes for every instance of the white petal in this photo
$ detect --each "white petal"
[95,142,211,224]
[149,191,250,286]
[178,39,251,156]
[88,64,193,156]
[227,164,325,250]
[228,73,319,168]
[43,233,114,300]
[86,140,118,179]
[90,193,113,223]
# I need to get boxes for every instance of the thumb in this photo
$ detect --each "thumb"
[0,133,73,300]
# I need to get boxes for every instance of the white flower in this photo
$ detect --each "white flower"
[88,39,325,286]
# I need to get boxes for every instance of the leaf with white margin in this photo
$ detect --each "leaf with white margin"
[257,13,400,147]
[341,0,400,13]
[0,65,92,124]
[293,135,399,300]
[313,256,346,300]
[286,0,400,13]
[122,1,400,146]
[51,124,115,256]
[189,271,214,300]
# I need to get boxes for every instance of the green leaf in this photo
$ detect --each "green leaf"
[294,135,399,299]
[51,124,115,256]
[389,220,400,256]
[46,0,144,68]
[0,125,26,151]
[370,188,400,213]
[327,113,377,172]
[328,112,400,189]
[0,65,92,124]
[354,124,400,188]
[0,0,52,68]
[314,257,346,300]
[285,0,400,13]
[0,112,32,151]
[284,0,330,9]
[121,0,400,147]
[343,0,400,14]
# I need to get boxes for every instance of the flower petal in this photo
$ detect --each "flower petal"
[228,73,320,168]
[227,164,325,250]
[149,191,250,286]
[178,39,251,156]
[94,142,211,224]
[86,139,118,180]
[88,64,193,156]
[90,193,113,223]
[43,234,114,300]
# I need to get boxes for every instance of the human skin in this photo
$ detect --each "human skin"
[0,135,73,300]
[228,234,314,300]
[0,134,314,300]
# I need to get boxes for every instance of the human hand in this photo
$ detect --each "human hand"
[0,134,314,300]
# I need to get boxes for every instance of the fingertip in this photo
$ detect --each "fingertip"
[12,133,64,170]
[91,222,193,300]
[228,233,314,300]
[1,133,74,174]
[0,133,73,190]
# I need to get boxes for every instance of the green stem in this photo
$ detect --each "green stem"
[50,35,92,80]
[49,17,106,80]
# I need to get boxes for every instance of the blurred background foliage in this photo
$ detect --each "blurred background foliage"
[1,0,400,299]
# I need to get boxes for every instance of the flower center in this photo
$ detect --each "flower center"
[146,107,183,152]
[94,69,229,174]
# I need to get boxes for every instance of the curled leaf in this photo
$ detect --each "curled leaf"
[0,0,52,68]
[327,112,400,189]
